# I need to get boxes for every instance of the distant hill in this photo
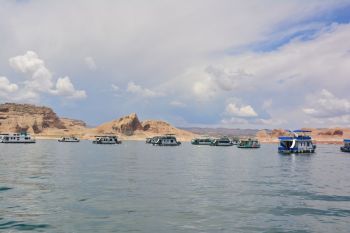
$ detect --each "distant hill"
[181,127,261,137]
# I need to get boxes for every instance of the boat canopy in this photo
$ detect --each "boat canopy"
[279,136,294,140]
[344,139,350,143]
[293,130,312,133]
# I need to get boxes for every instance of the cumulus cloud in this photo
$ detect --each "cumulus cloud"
[303,89,350,118]
[0,76,18,93]
[9,51,54,92]
[127,81,162,98]
[225,102,258,118]
[53,76,87,99]
[190,66,250,101]
[6,51,87,101]
[84,56,97,70]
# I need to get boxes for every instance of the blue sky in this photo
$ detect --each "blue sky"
[1,0,350,128]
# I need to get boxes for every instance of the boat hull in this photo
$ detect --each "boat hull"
[93,141,121,144]
[278,148,315,154]
[152,142,181,146]
[341,147,350,152]
[238,145,260,149]
[58,140,80,142]
[211,142,233,146]
[0,140,35,143]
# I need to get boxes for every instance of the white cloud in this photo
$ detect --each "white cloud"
[9,50,54,93]
[3,51,87,101]
[53,76,87,99]
[170,100,186,108]
[225,102,258,118]
[127,81,162,98]
[0,76,18,93]
[111,84,119,91]
[303,89,350,118]
[84,56,97,70]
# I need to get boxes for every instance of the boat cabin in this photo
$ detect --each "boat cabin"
[152,134,181,146]
[93,135,121,144]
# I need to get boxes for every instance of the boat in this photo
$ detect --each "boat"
[340,139,350,152]
[211,136,233,146]
[237,138,260,148]
[152,134,181,146]
[92,135,122,144]
[191,136,213,145]
[0,132,36,143]
[231,137,240,145]
[146,136,160,144]
[58,136,80,142]
[278,130,316,154]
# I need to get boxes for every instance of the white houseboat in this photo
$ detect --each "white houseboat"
[152,134,181,146]
[191,136,213,145]
[237,138,261,148]
[211,137,233,146]
[278,130,316,154]
[92,135,122,144]
[0,132,36,143]
[58,136,80,142]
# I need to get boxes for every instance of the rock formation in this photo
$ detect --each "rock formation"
[95,113,143,136]
[94,113,196,140]
[0,103,66,134]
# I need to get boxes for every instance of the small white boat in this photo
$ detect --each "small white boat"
[58,136,80,142]
[92,135,122,144]
[152,134,181,146]
[0,132,36,143]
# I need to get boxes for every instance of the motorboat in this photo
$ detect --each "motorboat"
[58,136,80,142]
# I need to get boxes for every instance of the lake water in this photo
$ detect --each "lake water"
[1,141,350,232]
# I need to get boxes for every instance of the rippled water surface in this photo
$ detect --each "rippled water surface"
[1,141,350,232]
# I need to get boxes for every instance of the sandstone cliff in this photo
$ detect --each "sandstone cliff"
[95,113,143,136]
[0,103,196,141]
[0,103,66,134]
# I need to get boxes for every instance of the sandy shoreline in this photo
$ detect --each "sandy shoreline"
[34,136,345,145]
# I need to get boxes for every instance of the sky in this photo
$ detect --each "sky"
[0,0,350,129]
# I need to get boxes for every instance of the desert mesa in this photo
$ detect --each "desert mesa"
[0,103,196,141]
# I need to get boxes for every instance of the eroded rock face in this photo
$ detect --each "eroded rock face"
[96,113,143,135]
[0,103,66,133]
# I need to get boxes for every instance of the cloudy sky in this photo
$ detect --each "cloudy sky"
[1,0,350,128]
